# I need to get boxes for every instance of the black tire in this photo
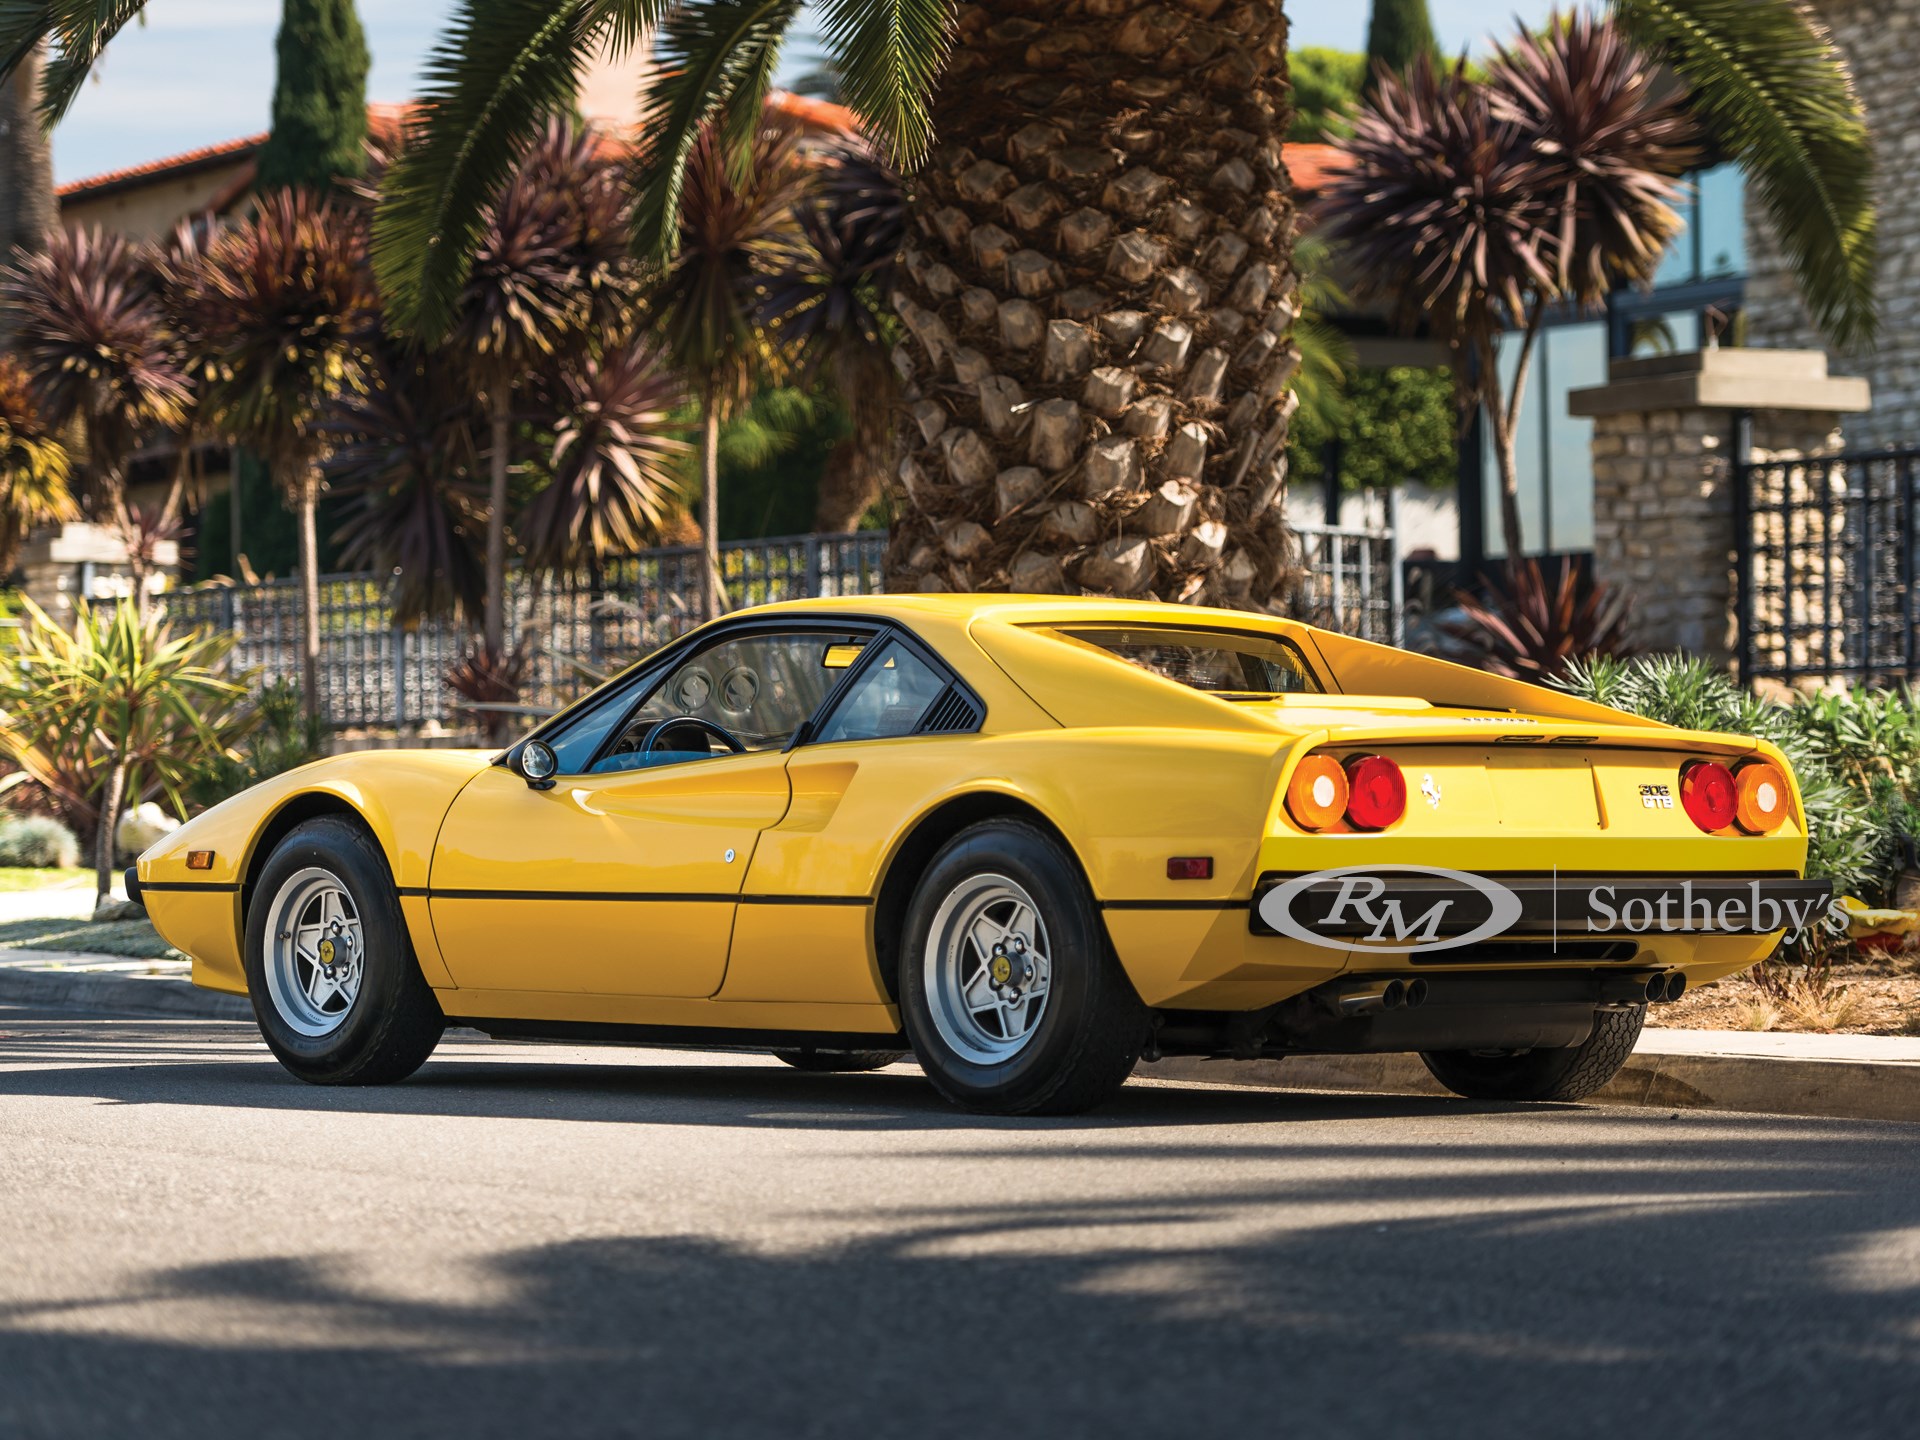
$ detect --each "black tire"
[1420,1004,1645,1102]
[244,816,444,1086]
[899,819,1147,1115]
[771,1048,908,1073]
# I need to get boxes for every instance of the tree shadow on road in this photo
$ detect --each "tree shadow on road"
[2,1123,1917,1440]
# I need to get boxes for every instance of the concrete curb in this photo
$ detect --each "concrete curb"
[0,955,251,1022]
[1144,1046,1920,1125]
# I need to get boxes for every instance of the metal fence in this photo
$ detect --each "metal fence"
[1736,445,1920,686]
[155,516,1405,729]
[162,532,888,728]
[1283,489,1405,647]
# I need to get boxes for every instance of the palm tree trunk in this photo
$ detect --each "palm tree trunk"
[0,44,56,347]
[699,393,724,621]
[884,0,1299,607]
[485,400,510,655]
[812,437,880,533]
[93,752,128,910]
[296,468,322,724]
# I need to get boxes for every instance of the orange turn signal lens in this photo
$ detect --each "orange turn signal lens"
[1734,762,1790,834]
[1287,754,1349,831]
[186,850,215,871]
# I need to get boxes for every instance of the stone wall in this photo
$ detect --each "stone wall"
[1743,0,1920,448]
[1591,408,1850,665]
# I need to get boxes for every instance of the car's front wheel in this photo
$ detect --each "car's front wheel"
[245,816,444,1085]
[899,819,1147,1115]
[1419,1005,1645,1102]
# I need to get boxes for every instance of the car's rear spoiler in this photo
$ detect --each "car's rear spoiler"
[1303,628,1667,730]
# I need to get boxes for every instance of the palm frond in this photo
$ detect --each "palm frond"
[815,0,955,165]
[0,0,145,125]
[1613,0,1877,348]
[370,0,640,337]
[628,0,804,261]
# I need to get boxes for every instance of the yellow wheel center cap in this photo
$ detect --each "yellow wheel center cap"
[318,938,336,965]
[990,954,1012,984]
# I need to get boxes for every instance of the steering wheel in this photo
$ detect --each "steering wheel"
[636,716,746,761]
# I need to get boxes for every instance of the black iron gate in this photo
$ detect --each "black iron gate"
[1736,439,1920,686]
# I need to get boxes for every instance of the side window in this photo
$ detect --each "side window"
[585,630,865,774]
[813,640,952,745]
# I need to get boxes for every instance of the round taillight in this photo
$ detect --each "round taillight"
[1734,761,1790,834]
[1344,755,1406,831]
[1681,760,1739,833]
[1287,754,1349,831]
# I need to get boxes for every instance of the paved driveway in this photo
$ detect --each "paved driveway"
[2,1005,1915,1439]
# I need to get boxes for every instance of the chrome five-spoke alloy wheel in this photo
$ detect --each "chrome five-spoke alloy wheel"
[262,867,366,1037]
[923,873,1053,1063]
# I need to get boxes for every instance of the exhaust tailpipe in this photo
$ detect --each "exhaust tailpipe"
[1643,972,1687,1004]
[1316,976,1430,1017]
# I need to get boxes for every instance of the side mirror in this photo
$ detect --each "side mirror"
[516,739,558,790]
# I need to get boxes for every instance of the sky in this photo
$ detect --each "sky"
[49,2,1558,187]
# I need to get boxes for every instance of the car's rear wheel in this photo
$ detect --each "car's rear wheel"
[1419,1005,1645,1102]
[771,1047,908,1073]
[245,816,444,1085]
[899,819,1147,1115]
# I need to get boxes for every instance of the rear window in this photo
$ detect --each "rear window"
[1034,624,1322,696]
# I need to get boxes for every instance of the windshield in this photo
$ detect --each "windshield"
[1035,625,1323,696]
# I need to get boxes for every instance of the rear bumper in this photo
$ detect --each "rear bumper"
[1253,870,1832,944]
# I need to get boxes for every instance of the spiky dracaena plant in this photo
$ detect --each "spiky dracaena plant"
[518,336,690,577]
[1436,555,1637,682]
[168,190,375,721]
[761,137,906,532]
[326,332,488,627]
[648,110,811,619]
[0,355,75,578]
[0,598,253,906]
[1324,15,1698,562]
[0,227,189,606]
[442,118,639,658]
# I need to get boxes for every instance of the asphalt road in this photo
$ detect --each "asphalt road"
[2,1004,1916,1440]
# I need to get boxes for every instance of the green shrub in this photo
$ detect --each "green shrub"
[1556,655,1894,900]
[186,678,325,809]
[0,812,80,868]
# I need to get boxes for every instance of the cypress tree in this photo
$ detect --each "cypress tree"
[254,0,370,193]
[1364,0,1439,93]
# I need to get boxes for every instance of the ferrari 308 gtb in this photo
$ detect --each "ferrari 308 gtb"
[132,596,1825,1114]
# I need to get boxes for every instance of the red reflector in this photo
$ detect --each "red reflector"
[1681,761,1738,832]
[1344,755,1407,830]
[1167,857,1214,881]
[186,850,215,871]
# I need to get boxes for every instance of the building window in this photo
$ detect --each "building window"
[1482,320,1608,557]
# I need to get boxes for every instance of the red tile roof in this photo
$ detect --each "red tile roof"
[60,100,1345,204]
[58,130,266,202]
[1286,142,1349,196]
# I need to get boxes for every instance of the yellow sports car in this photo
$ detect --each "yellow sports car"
[132,595,1827,1114]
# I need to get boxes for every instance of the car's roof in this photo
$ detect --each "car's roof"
[740,593,1315,633]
